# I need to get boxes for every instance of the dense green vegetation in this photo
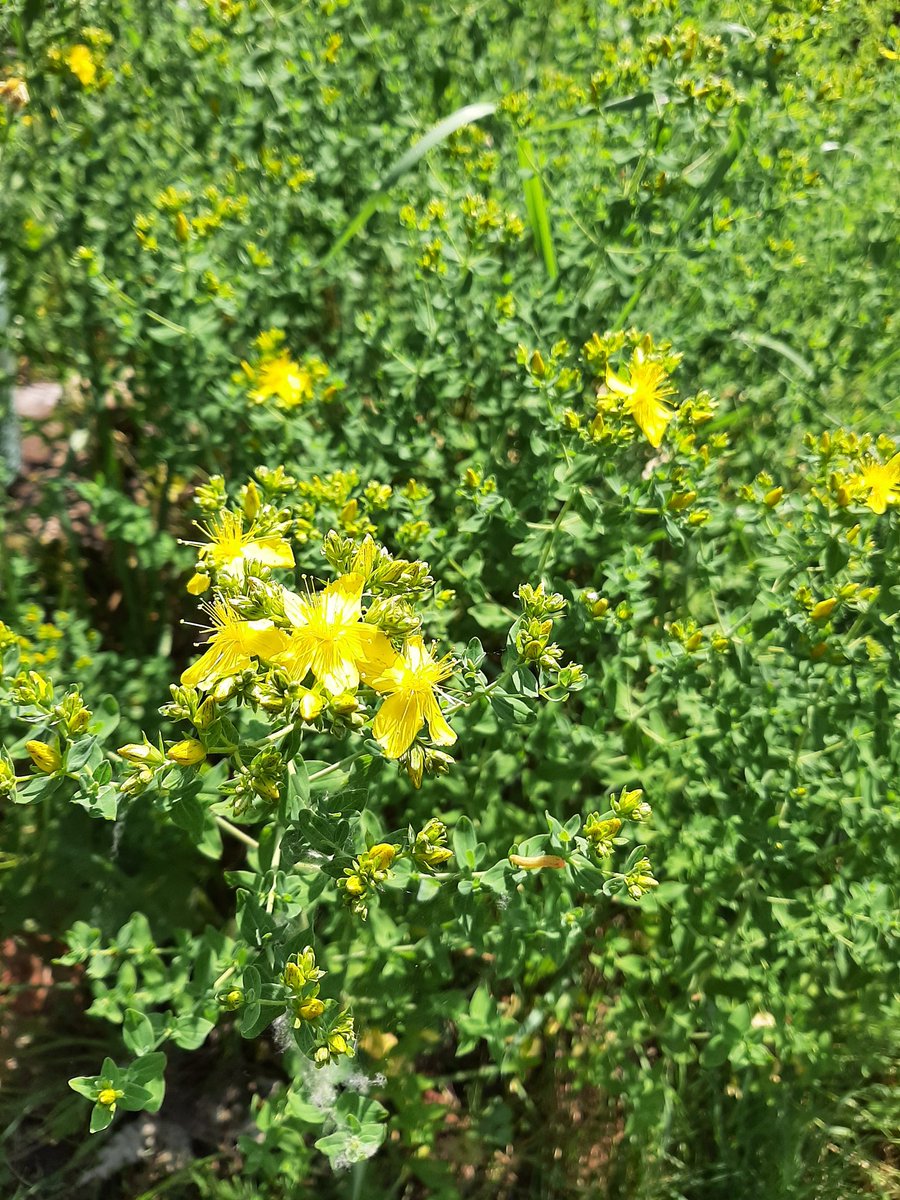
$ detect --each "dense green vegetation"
[1,2,897,1197]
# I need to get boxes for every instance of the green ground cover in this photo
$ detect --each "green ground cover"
[0,1,897,1196]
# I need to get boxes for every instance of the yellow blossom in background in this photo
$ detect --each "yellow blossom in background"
[850,454,900,514]
[203,511,295,573]
[0,77,29,109]
[249,352,313,408]
[64,44,97,86]
[371,637,457,759]
[606,348,677,448]
[182,601,289,689]
[276,573,395,695]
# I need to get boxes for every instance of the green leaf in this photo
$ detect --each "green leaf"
[452,816,477,869]
[122,1009,155,1057]
[124,1052,166,1112]
[89,1102,115,1134]
[518,138,558,280]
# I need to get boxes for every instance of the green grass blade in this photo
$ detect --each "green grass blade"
[517,139,558,281]
[323,101,497,264]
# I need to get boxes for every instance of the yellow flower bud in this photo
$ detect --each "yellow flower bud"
[243,480,260,520]
[296,998,326,1022]
[26,740,62,774]
[97,1087,120,1109]
[174,211,190,242]
[846,523,861,544]
[366,843,397,871]
[166,738,207,766]
[530,349,547,377]
[508,854,567,870]
[283,962,303,991]
[668,490,697,512]
[344,874,366,897]
[764,486,784,507]
[685,631,703,652]
[118,741,162,765]
[811,598,837,622]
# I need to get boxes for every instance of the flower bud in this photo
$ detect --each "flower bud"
[811,598,837,622]
[509,853,567,870]
[174,211,190,242]
[0,756,17,800]
[667,490,697,512]
[242,480,261,520]
[166,738,206,766]
[117,741,164,766]
[365,843,397,871]
[764,486,784,507]
[296,998,326,1022]
[26,740,62,774]
[97,1087,121,1109]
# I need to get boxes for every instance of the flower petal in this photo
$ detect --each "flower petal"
[423,692,457,748]
[373,692,424,759]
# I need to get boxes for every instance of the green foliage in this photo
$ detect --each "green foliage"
[1,1,898,1198]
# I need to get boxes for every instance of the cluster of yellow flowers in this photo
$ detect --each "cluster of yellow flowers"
[239,329,338,412]
[280,946,356,1066]
[0,610,97,673]
[48,30,111,90]
[811,430,900,515]
[180,512,459,768]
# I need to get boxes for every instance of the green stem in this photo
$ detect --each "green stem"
[215,815,258,849]
[265,826,284,914]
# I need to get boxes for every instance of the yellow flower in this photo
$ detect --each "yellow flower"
[606,348,676,448]
[276,573,395,695]
[851,454,900,515]
[250,352,312,408]
[64,44,97,87]
[182,601,289,690]
[370,637,457,760]
[202,510,294,574]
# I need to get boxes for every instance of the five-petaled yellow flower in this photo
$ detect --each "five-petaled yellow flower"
[250,352,312,409]
[182,600,288,689]
[606,348,676,448]
[371,637,457,759]
[275,573,395,695]
[204,511,295,573]
[851,454,900,515]
[65,45,97,87]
